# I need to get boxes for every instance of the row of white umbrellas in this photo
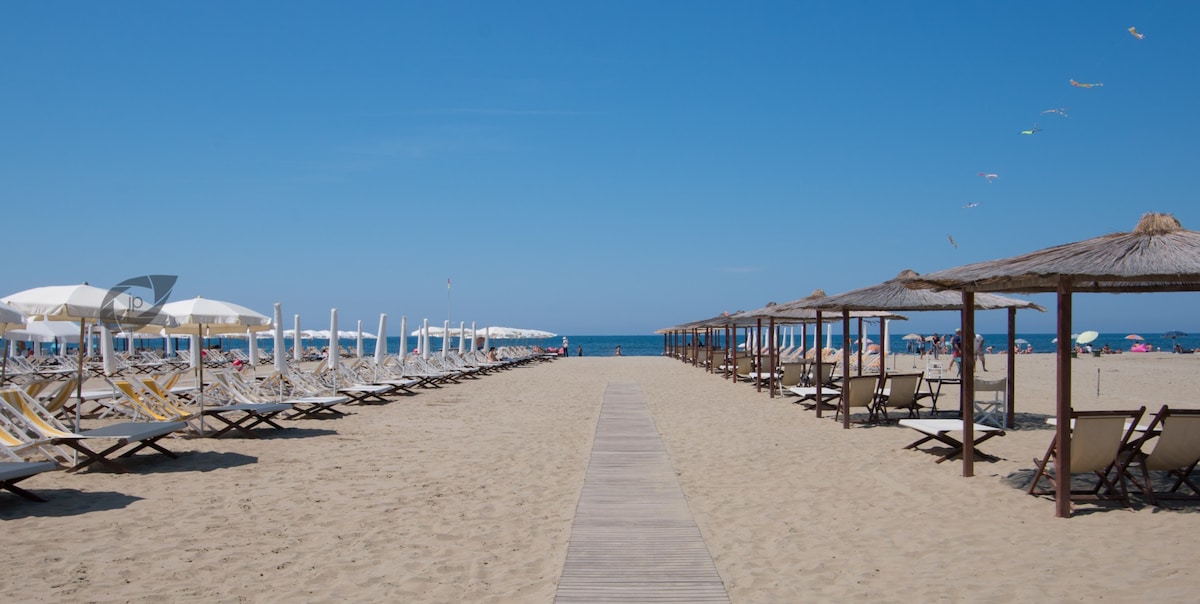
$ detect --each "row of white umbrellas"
[0,284,558,430]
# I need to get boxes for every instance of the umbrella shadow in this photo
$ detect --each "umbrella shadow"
[0,489,143,519]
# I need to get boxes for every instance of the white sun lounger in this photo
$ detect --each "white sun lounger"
[898,418,1006,463]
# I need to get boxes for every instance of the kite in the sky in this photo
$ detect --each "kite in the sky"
[977,172,998,183]
[1128,27,1144,40]
[1070,79,1104,88]
[1020,124,1041,135]
[948,234,958,248]
[1041,108,1069,118]
[963,202,981,209]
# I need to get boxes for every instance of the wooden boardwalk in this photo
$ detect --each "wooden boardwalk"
[555,383,730,603]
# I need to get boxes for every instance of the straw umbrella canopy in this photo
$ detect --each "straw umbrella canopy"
[791,269,1044,436]
[747,290,906,404]
[906,212,1200,517]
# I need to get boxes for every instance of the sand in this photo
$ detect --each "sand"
[3,352,1200,602]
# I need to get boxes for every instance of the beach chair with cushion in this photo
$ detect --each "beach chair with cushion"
[1122,405,1200,506]
[973,377,1008,428]
[0,388,186,473]
[898,418,1007,463]
[835,375,881,424]
[1027,408,1146,507]
[877,373,924,422]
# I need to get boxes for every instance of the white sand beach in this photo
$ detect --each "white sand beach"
[4,353,1200,602]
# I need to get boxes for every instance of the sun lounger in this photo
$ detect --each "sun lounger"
[899,418,1006,463]
[0,459,60,501]
[0,388,186,473]
[223,371,350,420]
[786,386,841,408]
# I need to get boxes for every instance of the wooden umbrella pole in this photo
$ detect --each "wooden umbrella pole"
[842,311,851,429]
[1055,280,1073,518]
[815,312,824,418]
[1007,307,1016,428]
[962,291,976,478]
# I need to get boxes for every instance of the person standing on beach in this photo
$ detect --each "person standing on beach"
[577,345,582,357]
[950,329,963,375]
[974,333,986,371]
[615,345,622,356]
[562,336,569,356]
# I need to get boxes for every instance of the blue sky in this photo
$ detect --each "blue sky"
[2,2,1197,335]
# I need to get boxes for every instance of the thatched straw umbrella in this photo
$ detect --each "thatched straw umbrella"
[791,269,1044,444]
[907,212,1200,517]
[746,290,905,403]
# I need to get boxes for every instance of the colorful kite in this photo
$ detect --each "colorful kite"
[963,202,981,209]
[1070,79,1104,88]
[1041,108,1069,118]
[977,172,998,183]
[1128,27,1144,40]
[1020,124,1041,135]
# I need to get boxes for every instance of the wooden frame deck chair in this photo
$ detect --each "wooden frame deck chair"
[877,373,924,422]
[1123,405,1200,506]
[0,388,186,473]
[973,377,1008,428]
[776,362,806,397]
[132,376,291,439]
[835,374,881,424]
[1027,407,1146,508]
[0,447,59,502]
[733,357,755,382]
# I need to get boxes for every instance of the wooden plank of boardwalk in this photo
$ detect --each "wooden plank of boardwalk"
[555,383,730,603]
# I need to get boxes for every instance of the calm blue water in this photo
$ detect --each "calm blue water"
[24,332,1200,357]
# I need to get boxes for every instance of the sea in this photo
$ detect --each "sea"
[31,332,1199,358]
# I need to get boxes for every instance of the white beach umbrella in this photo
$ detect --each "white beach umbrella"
[189,334,200,370]
[458,321,466,354]
[100,325,118,376]
[398,316,407,362]
[356,320,364,358]
[469,322,477,353]
[8,320,82,343]
[422,318,430,360]
[247,327,259,367]
[374,313,388,381]
[3,283,172,432]
[328,309,340,385]
[161,296,272,433]
[0,301,26,384]
[484,326,491,351]
[442,320,450,358]
[293,315,302,363]
[273,303,287,375]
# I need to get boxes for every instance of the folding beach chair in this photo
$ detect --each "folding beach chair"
[973,377,1008,428]
[1123,405,1200,506]
[0,388,186,473]
[1027,408,1146,507]
[834,374,881,424]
